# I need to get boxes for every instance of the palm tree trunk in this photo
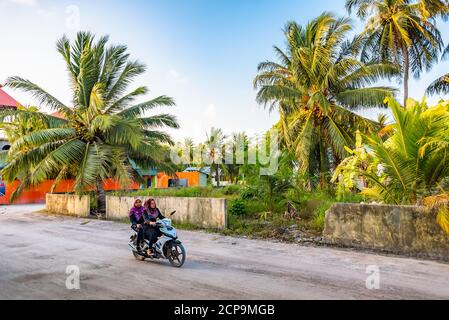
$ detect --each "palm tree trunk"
[96,178,106,214]
[318,139,327,189]
[403,46,410,107]
[216,163,220,187]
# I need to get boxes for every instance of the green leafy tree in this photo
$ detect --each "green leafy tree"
[254,13,398,188]
[0,31,179,211]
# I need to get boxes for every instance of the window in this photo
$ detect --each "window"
[168,179,188,188]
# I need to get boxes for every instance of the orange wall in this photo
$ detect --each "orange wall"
[157,172,201,189]
[0,179,140,205]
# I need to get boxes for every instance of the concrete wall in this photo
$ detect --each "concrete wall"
[1,179,140,205]
[324,203,449,260]
[46,194,90,217]
[106,196,227,229]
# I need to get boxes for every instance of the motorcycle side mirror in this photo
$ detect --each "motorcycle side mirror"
[170,211,176,216]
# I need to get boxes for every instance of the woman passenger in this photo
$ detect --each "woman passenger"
[129,199,145,251]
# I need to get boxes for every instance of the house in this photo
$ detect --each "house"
[0,87,19,109]
[0,87,18,197]
[0,87,18,152]
[1,86,18,152]
[156,167,209,188]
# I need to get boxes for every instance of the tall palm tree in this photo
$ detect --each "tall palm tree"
[426,44,449,95]
[346,0,446,106]
[202,127,226,187]
[224,132,248,184]
[0,32,179,211]
[254,13,399,188]
[182,137,196,165]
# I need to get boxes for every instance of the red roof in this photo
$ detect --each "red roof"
[0,87,19,108]
[51,111,66,119]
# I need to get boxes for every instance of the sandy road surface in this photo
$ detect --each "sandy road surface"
[1,204,448,300]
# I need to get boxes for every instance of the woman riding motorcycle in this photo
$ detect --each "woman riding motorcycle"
[142,199,166,255]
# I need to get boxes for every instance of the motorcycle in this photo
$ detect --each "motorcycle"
[128,210,186,268]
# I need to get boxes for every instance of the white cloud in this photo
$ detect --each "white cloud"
[204,103,217,124]
[6,0,37,5]
[166,69,188,84]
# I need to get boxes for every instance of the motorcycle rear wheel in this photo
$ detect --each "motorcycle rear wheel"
[167,243,186,268]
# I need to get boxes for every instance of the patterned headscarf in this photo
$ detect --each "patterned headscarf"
[129,199,145,221]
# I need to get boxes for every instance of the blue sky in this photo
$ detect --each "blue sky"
[1,0,448,142]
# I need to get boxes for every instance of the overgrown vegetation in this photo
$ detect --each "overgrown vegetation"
[2,1,449,241]
[118,185,363,238]
[333,98,449,232]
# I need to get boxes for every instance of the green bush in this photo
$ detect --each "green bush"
[120,186,228,199]
[88,192,98,211]
[229,199,248,216]
[221,185,242,195]
[245,200,266,216]
[240,186,258,200]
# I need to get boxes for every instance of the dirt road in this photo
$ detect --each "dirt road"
[1,204,448,300]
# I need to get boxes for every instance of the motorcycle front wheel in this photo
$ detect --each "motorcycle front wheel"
[167,243,186,268]
[132,251,146,261]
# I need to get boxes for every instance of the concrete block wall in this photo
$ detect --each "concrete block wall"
[106,196,227,229]
[324,203,449,260]
[46,194,90,217]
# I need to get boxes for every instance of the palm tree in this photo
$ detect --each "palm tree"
[202,127,226,187]
[182,137,195,165]
[0,31,179,211]
[359,97,449,204]
[254,13,399,188]
[426,44,449,95]
[0,105,65,143]
[346,0,446,106]
[334,97,449,233]
[223,132,249,184]
[417,0,449,19]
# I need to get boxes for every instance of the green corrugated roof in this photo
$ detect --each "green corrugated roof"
[129,159,158,176]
